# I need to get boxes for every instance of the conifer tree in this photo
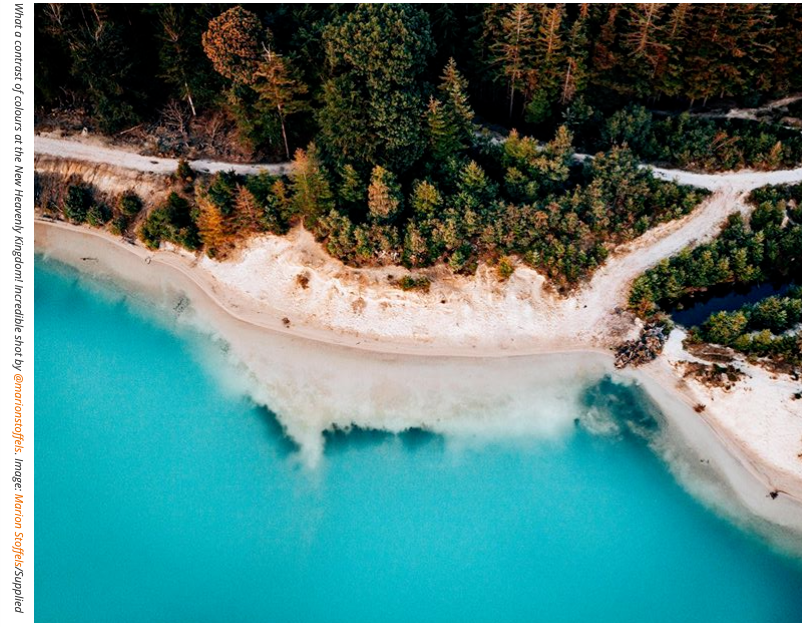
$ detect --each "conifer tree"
[489,3,535,118]
[525,4,564,122]
[290,145,334,228]
[232,185,263,235]
[51,5,141,131]
[197,195,229,258]
[560,6,590,105]
[438,58,475,146]
[252,48,309,160]
[367,166,403,223]
[319,4,434,172]
[426,96,460,164]
[265,179,292,234]
[337,164,365,209]
[656,3,690,98]
[411,180,443,219]
[154,4,222,117]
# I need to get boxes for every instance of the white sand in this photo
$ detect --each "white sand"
[644,329,802,498]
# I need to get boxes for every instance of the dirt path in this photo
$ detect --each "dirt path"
[35,134,801,191]
[694,94,802,122]
[577,188,749,314]
[34,135,291,177]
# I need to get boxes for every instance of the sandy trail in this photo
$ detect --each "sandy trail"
[34,135,291,177]
[694,94,802,122]
[36,134,801,190]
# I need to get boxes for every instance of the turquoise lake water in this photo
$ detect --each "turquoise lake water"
[35,258,801,622]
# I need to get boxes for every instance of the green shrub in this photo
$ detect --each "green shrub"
[63,184,93,223]
[497,256,515,280]
[86,204,111,227]
[109,215,130,236]
[398,275,431,293]
[139,192,200,251]
[118,192,142,217]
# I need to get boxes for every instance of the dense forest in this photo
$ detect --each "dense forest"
[36,4,801,161]
[629,185,802,365]
[35,4,801,288]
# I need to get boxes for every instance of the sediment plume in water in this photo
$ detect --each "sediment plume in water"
[35,252,801,556]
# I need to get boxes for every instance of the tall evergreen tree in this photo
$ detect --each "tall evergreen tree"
[154,4,221,117]
[232,185,263,234]
[319,4,435,172]
[367,166,403,223]
[290,144,334,228]
[487,3,535,118]
[525,4,565,122]
[560,6,591,106]
[253,48,309,160]
[426,96,459,164]
[438,58,475,146]
[197,195,229,258]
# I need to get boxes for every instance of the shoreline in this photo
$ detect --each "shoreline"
[34,219,606,359]
[35,219,801,545]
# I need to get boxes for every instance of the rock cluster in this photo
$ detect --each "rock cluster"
[614,324,667,369]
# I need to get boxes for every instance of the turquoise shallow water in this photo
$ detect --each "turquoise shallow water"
[35,258,801,622]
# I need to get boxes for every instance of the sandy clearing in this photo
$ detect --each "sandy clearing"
[643,330,802,500]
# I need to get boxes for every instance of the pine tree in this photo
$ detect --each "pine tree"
[622,3,669,97]
[487,3,536,118]
[290,145,334,228]
[252,48,308,160]
[232,185,263,235]
[525,4,564,122]
[535,126,574,187]
[438,58,475,146]
[319,4,435,171]
[682,4,776,104]
[656,3,690,98]
[367,166,402,223]
[338,164,364,209]
[53,5,141,131]
[403,220,431,267]
[560,8,590,106]
[411,180,443,219]
[265,179,292,234]
[426,96,460,164]
[154,4,222,117]
[196,196,229,258]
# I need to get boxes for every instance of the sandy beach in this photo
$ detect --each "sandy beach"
[34,218,801,546]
